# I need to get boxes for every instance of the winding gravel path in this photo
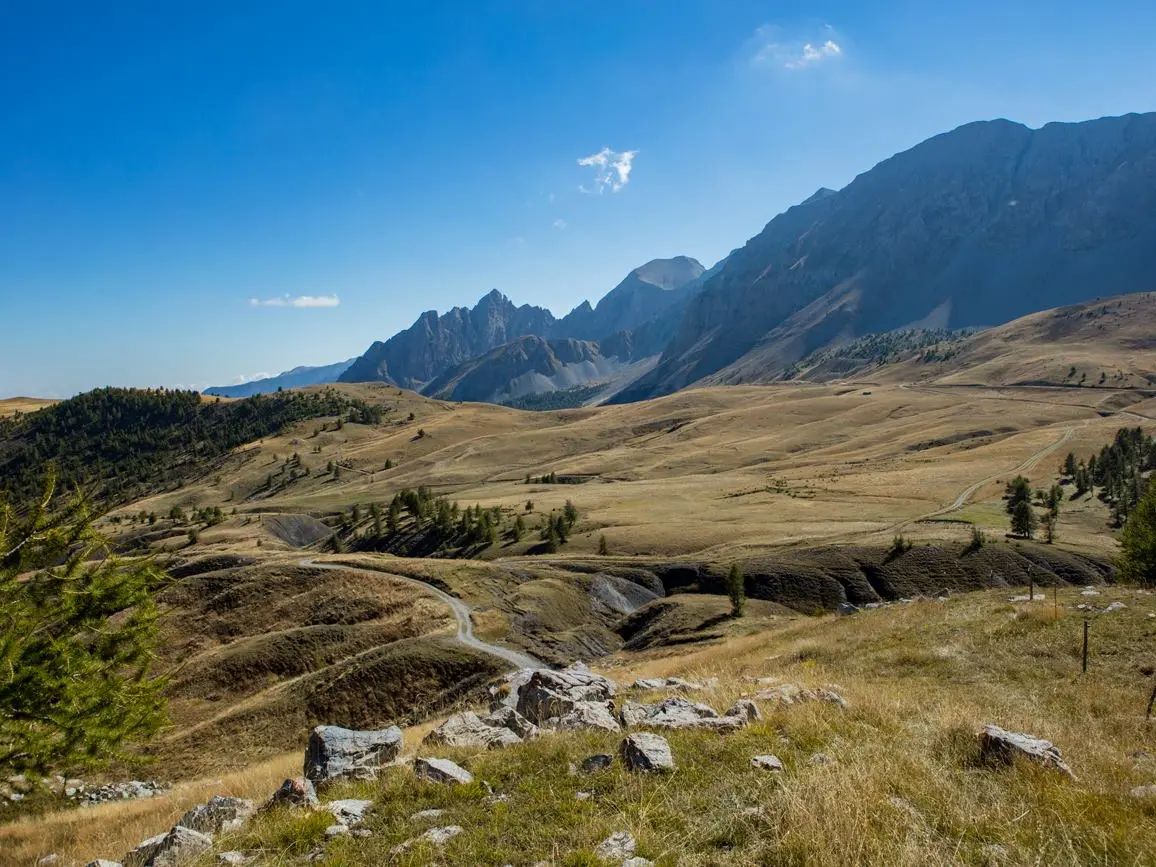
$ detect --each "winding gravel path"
[300,558,542,671]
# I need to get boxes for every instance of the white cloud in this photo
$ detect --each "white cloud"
[577,147,638,194]
[234,372,272,384]
[751,25,844,70]
[248,294,340,308]
[552,218,568,229]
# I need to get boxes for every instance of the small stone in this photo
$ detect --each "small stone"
[622,859,655,867]
[595,831,637,861]
[575,791,592,800]
[37,856,59,866]
[980,843,1010,865]
[620,732,674,773]
[177,795,254,835]
[265,777,319,809]
[1105,601,1127,612]
[809,753,832,765]
[324,824,349,839]
[351,829,373,839]
[414,757,474,785]
[327,799,372,826]
[578,754,614,774]
[411,808,447,821]
[1081,587,1101,596]
[838,602,859,616]
[85,861,124,867]
[1130,784,1156,799]
[216,854,250,866]
[978,724,1075,779]
[390,825,465,854]
[725,699,762,722]
[751,755,784,772]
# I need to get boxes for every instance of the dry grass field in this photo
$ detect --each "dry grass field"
[0,397,56,417]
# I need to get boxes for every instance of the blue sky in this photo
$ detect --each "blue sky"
[2,1,1154,397]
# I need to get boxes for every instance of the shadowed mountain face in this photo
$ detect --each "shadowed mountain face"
[612,112,1156,402]
[339,257,705,392]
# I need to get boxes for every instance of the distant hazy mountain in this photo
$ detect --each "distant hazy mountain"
[205,359,356,397]
[612,112,1156,402]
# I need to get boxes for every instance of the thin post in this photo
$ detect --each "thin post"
[1053,585,1058,619]
[1082,619,1089,674]
[1147,675,1156,722]
[1029,569,1034,601]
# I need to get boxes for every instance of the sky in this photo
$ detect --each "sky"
[2,1,1155,398]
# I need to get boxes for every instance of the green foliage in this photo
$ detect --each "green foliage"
[563,500,579,528]
[0,476,166,775]
[965,524,987,553]
[1010,500,1038,539]
[0,387,386,505]
[791,328,975,377]
[725,563,746,618]
[598,534,609,555]
[1004,476,1032,515]
[1117,479,1156,585]
[502,384,605,411]
[887,533,913,560]
[1043,510,1057,544]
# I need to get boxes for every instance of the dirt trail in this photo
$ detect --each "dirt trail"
[301,558,543,670]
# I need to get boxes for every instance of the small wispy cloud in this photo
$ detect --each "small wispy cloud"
[234,372,272,384]
[577,147,638,194]
[248,294,340,308]
[552,218,568,230]
[751,25,844,71]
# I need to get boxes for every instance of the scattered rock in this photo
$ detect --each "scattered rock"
[414,757,474,786]
[754,683,848,709]
[809,753,832,765]
[125,826,212,867]
[979,843,1010,865]
[577,754,614,774]
[632,676,704,692]
[85,861,124,867]
[620,733,674,772]
[1081,587,1101,596]
[327,799,372,826]
[595,831,637,861]
[390,825,465,854]
[575,791,593,800]
[37,856,59,866]
[516,664,617,725]
[265,778,320,810]
[425,711,519,749]
[486,705,541,740]
[555,701,621,732]
[304,725,403,785]
[410,808,447,821]
[176,795,254,835]
[622,859,655,867]
[76,780,164,808]
[725,699,762,722]
[1130,784,1156,799]
[324,824,349,839]
[838,602,859,616]
[978,724,1075,779]
[1105,601,1127,612]
[216,854,250,866]
[750,755,784,772]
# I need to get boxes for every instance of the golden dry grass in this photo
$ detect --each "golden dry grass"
[0,397,56,418]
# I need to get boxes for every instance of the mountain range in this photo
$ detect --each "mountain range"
[215,111,1156,406]
[205,359,356,398]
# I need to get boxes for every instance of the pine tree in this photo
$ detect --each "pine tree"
[1063,452,1078,477]
[725,563,746,618]
[0,476,167,774]
[563,500,579,528]
[1004,476,1032,515]
[1118,481,1156,585]
[598,534,609,555]
[1010,500,1038,538]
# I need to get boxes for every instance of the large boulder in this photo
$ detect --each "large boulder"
[515,664,616,725]
[555,701,621,733]
[304,725,403,785]
[620,733,674,772]
[414,757,474,786]
[978,724,1075,779]
[423,708,538,749]
[124,826,212,867]
[618,697,746,732]
[176,795,254,835]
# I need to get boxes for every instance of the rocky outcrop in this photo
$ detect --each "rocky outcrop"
[594,831,638,862]
[618,697,748,732]
[423,708,538,749]
[515,664,617,725]
[620,733,674,772]
[978,725,1075,779]
[754,684,847,709]
[304,725,403,785]
[266,778,319,809]
[124,826,212,867]
[555,701,621,733]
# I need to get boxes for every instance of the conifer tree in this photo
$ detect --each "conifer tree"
[725,563,746,618]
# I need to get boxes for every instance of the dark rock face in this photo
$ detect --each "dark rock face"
[340,289,556,388]
[613,112,1156,402]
